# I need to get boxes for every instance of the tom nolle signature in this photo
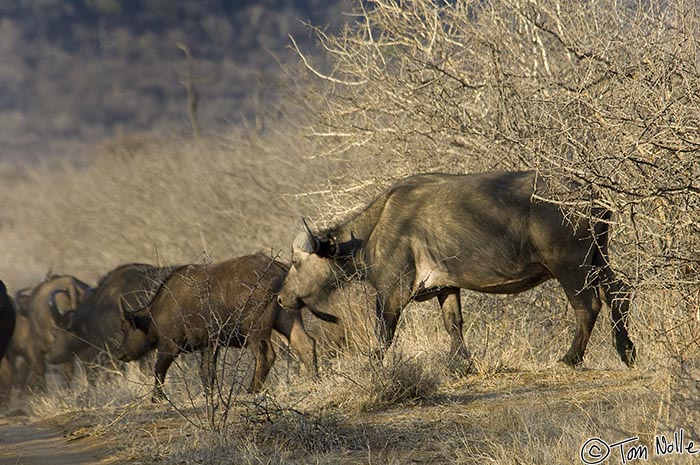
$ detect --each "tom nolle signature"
[580,429,698,464]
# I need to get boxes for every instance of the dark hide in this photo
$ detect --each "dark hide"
[278,171,636,368]
[0,281,15,364]
[0,312,31,406]
[116,254,337,403]
[46,264,175,372]
[6,289,32,392]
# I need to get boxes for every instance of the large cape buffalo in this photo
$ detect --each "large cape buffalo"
[117,254,338,403]
[278,171,636,368]
[46,263,175,372]
[26,275,93,388]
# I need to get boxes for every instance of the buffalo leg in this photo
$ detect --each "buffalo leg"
[13,356,29,393]
[200,347,220,396]
[599,274,636,367]
[57,360,75,388]
[274,309,318,377]
[375,291,405,356]
[559,276,602,367]
[437,289,471,362]
[0,358,11,408]
[26,347,46,391]
[152,350,177,403]
[248,338,275,393]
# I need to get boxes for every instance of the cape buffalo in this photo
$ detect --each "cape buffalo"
[0,282,15,407]
[1,290,33,400]
[277,171,636,368]
[0,289,34,407]
[0,281,15,364]
[46,263,175,373]
[117,254,338,403]
[0,311,31,406]
[25,275,92,388]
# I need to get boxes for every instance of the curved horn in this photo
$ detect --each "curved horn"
[66,278,87,311]
[119,294,149,318]
[118,295,129,319]
[301,218,320,253]
[49,289,69,323]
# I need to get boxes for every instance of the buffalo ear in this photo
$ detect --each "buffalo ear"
[319,232,361,258]
[119,295,150,331]
[119,296,137,330]
[300,218,343,257]
[317,236,338,257]
[60,309,77,330]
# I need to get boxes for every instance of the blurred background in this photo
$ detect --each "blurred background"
[0,0,352,287]
[0,0,349,164]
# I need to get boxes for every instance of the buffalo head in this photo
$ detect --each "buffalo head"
[116,296,156,362]
[46,289,84,364]
[277,219,359,310]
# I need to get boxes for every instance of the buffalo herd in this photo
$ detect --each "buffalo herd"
[0,170,636,407]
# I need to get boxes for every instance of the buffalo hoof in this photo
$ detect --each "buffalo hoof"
[308,371,321,384]
[151,390,167,404]
[558,353,584,368]
[620,345,637,368]
[447,347,474,375]
[371,348,386,363]
[448,357,474,376]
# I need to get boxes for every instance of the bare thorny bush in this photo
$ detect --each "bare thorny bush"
[293,0,698,378]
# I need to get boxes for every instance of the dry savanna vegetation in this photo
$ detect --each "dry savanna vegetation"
[1,1,699,464]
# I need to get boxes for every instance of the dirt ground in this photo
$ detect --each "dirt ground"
[0,413,116,465]
[0,369,676,464]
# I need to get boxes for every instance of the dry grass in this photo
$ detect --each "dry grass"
[0,124,331,289]
[28,356,696,464]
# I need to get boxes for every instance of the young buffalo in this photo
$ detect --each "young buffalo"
[117,254,337,403]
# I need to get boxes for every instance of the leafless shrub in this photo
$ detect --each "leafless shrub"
[242,395,349,452]
[359,352,440,411]
[292,0,699,376]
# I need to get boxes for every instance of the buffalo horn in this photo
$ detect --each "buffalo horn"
[301,218,320,253]
[118,295,131,319]
[48,289,68,323]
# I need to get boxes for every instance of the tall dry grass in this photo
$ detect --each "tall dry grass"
[0,123,333,289]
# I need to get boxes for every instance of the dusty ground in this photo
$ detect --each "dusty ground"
[0,368,671,465]
[0,414,117,465]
